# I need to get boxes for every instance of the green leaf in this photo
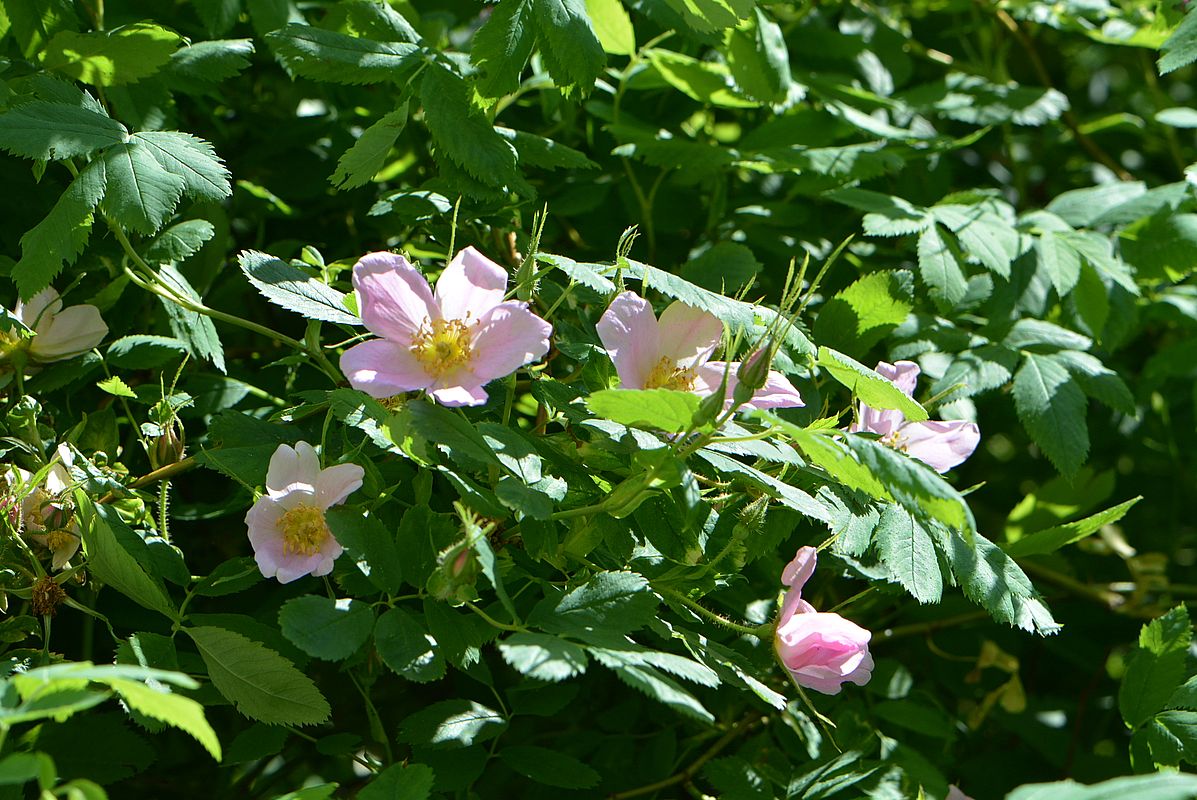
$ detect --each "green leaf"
[1013,353,1090,476]
[1004,497,1141,558]
[846,436,975,533]
[398,699,507,748]
[535,571,658,638]
[420,63,519,189]
[166,39,254,88]
[817,346,929,422]
[931,205,1019,278]
[1159,9,1197,74]
[1007,772,1197,800]
[680,241,761,293]
[266,24,420,85]
[914,225,971,306]
[1145,710,1197,766]
[325,507,404,594]
[498,632,588,681]
[1120,606,1192,729]
[278,596,375,662]
[497,127,598,170]
[696,450,829,521]
[185,626,331,726]
[192,0,242,36]
[661,0,744,32]
[873,505,942,604]
[471,0,537,98]
[237,250,361,325]
[1155,107,1197,128]
[585,0,634,55]
[12,159,107,298]
[407,400,500,470]
[1120,211,1197,282]
[144,219,216,263]
[330,105,408,190]
[106,335,187,369]
[944,530,1060,635]
[77,498,178,620]
[157,264,227,372]
[358,763,436,800]
[96,376,137,398]
[534,0,605,97]
[1037,231,1083,296]
[646,50,756,108]
[500,745,600,789]
[109,679,221,760]
[0,101,126,160]
[589,648,714,722]
[43,23,182,86]
[98,139,185,235]
[725,8,791,103]
[134,131,231,202]
[0,752,53,787]
[374,607,445,683]
[813,270,913,355]
[587,388,702,432]
[1004,320,1092,353]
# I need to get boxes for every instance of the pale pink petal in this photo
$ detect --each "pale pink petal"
[353,252,437,340]
[316,463,365,509]
[596,292,661,390]
[875,360,920,396]
[775,612,873,695]
[851,404,905,437]
[782,546,818,589]
[434,247,508,322]
[429,383,489,407]
[50,533,81,570]
[742,369,804,410]
[693,361,735,399]
[265,442,321,499]
[946,787,975,800]
[897,420,980,473]
[43,462,72,497]
[656,301,723,368]
[469,301,552,383]
[28,304,106,362]
[15,288,63,329]
[779,588,817,628]
[340,339,432,399]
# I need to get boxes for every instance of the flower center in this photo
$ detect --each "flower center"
[410,318,473,378]
[277,504,330,557]
[44,530,76,553]
[881,430,909,453]
[644,357,697,391]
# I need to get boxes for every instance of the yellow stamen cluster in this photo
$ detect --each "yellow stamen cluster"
[44,529,76,553]
[644,356,698,391]
[881,431,910,453]
[410,318,473,378]
[277,504,330,557]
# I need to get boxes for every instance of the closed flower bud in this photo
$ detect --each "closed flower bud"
[151,423,186,471]
[736,346,773,393]
[427,540,481,603]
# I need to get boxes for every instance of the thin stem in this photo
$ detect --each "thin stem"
[657,585,772,639]
[97,455,198,504]
[877,609,992,641]
[608,715,758,800]
[464,600,525,632]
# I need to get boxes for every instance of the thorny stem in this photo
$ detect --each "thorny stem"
[607,715,760,799]
[97,455,198,504]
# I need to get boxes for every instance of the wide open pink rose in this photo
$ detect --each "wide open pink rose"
[775,546,874,695]
[596,291,803,411]
[340,247,552,407]
[850,360,980,473]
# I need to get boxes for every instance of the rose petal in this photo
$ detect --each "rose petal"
[340,339,432,399]
[316,463,365,509]
[265,442,321,499]
[15,288,63,330]
[353,251,437,340]
[898,420,981,473]
[596,292,661,389]
[28,304,107,362]
[743,369,805,410]
[656,301,723,368]
[429,383,490,407]
[875,360,920,396]
[782,546,818,589]
[469,301,552,383]
[435,246,508,321]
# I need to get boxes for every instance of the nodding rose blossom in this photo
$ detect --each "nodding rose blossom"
[595,291,804,411]
[340,248,552,407]
[774,546,874,695]
[7,445,81,570]
[2,287,108,364]
[244,442,364,584]
[850,360,980,473]
[946,787,975,800]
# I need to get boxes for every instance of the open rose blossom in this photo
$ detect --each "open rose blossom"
[245,442,364,584]
[775,546,874,695]
[4,287,108,364]
[850,360,980,473]
[596,291,803,410]
[340,247,552,407]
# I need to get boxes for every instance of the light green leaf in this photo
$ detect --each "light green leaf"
[500,745,600,789]
[99,139,185,235]
[1145,710,1197,766]
[590,648,714,722]
[185,626,331,726]
[932,204,1019,278]
[661,0,743,32]
[420,62,519,189]
[874,504,942,604]
[144,219,216,263]
[374,607,445,683]
[12,157,106,298]
[1004,497,1142,558]
[646,49,757,108]
[43,23,182,86]
[330,105,408,190]
[1004,320,1092,353]
[1036,231,1083,296]
[266,24,420,85]
[1120,606,1192,729]
[0,101,126,160]
[587,388,701,433]
[725,8,790,103]
[585,0,634,55]
[813,270,913,354]
[470,0,537,98]
[1159,9,1197,74]
[1013,353,1089,476]
[167,39,254,87]
[278,596,375,662]
[237,250,361,325]
[110,679,221,760]
[1007,773,1197,800]
[817,346,929,422]
[498,632,588,681]
[96,376,137,398]
[77,497,178,620]
[134,131,231,202]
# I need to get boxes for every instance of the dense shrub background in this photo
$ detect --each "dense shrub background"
[1,0,1196,798]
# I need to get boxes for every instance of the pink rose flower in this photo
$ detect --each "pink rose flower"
[850,360,980,473]
[244,442,364,584]
[595,291,803,411]
[9,445,81,570]
[4,287,107,363]
[775,546,874,695]
[340,247,552,407]
[946,787,975,800]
